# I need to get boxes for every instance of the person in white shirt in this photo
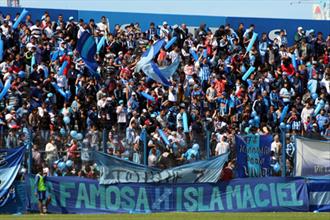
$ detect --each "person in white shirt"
[271,135,281,158]
[30,20,42,39]
[301,102,314,130]
[160,21,170,41]
[97,16,109,35]
[44,22,54,39]
[279,82,295,105]
[148,148,158,167]
[45,138,58,166]
[215,136,229,156]
[116,100,127,135]
[0,21,10,38]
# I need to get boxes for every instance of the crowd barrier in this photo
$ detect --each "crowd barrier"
[0,7,329,45]
[0,176,329,214]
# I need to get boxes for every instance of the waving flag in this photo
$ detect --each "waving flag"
[141,38,165,58]
[76,31,99,77]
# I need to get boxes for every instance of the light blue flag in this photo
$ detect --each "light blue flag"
[0,146,26,206]
[159,57,180,78]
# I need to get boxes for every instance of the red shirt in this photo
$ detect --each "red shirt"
[281,63,295,76]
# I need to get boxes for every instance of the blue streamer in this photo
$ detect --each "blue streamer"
[189,48,199,61]
[51,82,69,101]
[0,38,3,61]
[157,129,170,146]
[292,54,297,70]
[30,54,36,72]
[242,66,255,81]
[182,112,189,133]
[164,37,177,50]
[97,36,106,53]
[0,77,12,101]
[59,60,68,75]
[51,50,59,61]
[12,9,29,29]
[140,92,155,102]
[280,105,289,123]
[314,100,325,116]
[246,32,258,54]
[203,49,207,58]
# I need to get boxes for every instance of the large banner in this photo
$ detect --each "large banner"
[295,137,330,176]
[0,147,26,207]
[25,176,309,213]
[93,151,229,184]
[235,135,273,178]
[308,177,330,212]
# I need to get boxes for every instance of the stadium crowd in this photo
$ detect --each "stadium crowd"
[0,11,329,179]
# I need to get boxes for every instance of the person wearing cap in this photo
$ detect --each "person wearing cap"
[294,26,305,45]
[160,21,170,41]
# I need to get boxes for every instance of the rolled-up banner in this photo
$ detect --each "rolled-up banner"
[189,48,199,61]
[51,82,67,100]
[203,49,207,58]
[242,66,255,81]
[0,77,12,101]
[0,38,3,61]
[164,36,177,50]
[313,100,325,116]
[182,112,189,133]
[13,9,29,29]
[96,36,106,53]
[246,32,258,54]
[280,105,289,123]
[140,92,155,102]
[30,54,36,72]
[158,128,170,146]
[59,60,68,75]
[291,54,297,70]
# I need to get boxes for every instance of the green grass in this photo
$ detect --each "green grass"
[1,212,329,220]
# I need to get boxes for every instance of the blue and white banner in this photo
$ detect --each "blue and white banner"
[93,151,229,184]
[308,177,330,212]
[25,175,309,213]
[235,135,273,178]
[0,147,26,207]
[295,137,330,176]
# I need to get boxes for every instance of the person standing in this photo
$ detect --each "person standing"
[34,168,51,215]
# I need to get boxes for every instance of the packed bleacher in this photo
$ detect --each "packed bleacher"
[0,10,329,179]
